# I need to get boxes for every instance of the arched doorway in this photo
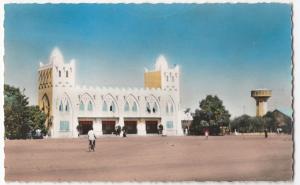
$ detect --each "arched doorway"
[78,120,93,135]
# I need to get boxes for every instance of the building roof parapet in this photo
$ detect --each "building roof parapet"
[39,48,75,70]
[74,85,162,93]
[38,62,53,70]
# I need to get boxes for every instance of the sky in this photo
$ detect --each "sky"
[4,3,292,118]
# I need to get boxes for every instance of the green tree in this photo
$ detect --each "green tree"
[4,84,30,139]
[263,110,292,134]
[199,95,231,127]
[190,95,231,135]
[230,115,249,133]
[230,114,264,133]
[189,109,208,135]
[28,106,47,135]
[263,111,277,132]
[4,84,47,139]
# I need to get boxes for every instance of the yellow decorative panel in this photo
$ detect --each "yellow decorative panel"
[38,68,53,131]
[144,71,161,88]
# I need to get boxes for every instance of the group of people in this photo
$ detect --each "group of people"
[88,126,270,151]
[114,125,127,137]
[90,124,274,151]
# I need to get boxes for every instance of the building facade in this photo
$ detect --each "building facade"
[38,48,183,138]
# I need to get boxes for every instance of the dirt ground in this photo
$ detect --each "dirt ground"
[5,135,293,182]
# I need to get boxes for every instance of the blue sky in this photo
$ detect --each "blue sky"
[4,3,292,117]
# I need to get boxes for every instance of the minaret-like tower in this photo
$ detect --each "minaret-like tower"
[251,89,272,117]
[38,47,75,136]
[144,55,182,135]
[144,55,179,96]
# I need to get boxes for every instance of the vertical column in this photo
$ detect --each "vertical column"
[118,117,125,127]
[52,117,57,138]
[176,119,184,136]
[262,101,268,116]
[137,119,146,135]
[258,99,267,117]
[176,110,184,136]
[73,119,79,138]
[93,119,103,137]
[256,100,260,117]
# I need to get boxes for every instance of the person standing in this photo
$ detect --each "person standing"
[185,127,188,136]
[205,129,209,140]
[122,125,127,137]
[117,125,122,136]
[264,128,268,138]
[88,128,96,151]
[158,124,163,135]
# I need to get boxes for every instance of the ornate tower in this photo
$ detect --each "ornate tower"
[38,47,75,136]
[144,55,182,135]
[144,55,179,96]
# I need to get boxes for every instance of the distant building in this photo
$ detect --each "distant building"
[38,48,183,138]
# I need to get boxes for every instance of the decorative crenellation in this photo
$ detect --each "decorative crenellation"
[74,85,162,93]
[38,47,182,138]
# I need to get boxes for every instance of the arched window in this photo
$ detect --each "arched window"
[110,102,116,113]
[132,102,138,112]
[59,70,61,77]
[66,71,68,78]
[59,101,63,112]
[79,101,84,111]
[166,104,169,113]
[166,76,169,81]
[87,101,93,111]
[170,105,174,113]
[153,102,158,113]
[146,102,151,113]
[102,101,107,111]
[65,101,69,112]
[124,101,130,112]
[172,76,175,82]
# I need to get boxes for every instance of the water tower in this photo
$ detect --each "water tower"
[251,89,272,117]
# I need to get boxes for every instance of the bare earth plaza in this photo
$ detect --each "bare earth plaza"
[3,3,294,182]
[5,135,293,181]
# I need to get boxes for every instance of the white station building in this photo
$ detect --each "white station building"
[38,48,184,138]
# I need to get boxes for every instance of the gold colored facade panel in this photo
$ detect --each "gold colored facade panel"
[38,68,53,131]
[144,71,161,88]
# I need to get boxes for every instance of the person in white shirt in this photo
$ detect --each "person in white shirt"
[88,129,96,151]
[205,129,209,140]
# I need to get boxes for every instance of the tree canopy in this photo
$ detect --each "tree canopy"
[230,110,292,134]
[230,115,264,133]
[4,84,47,139]
[198,95,231,126]
[190,95,231,135]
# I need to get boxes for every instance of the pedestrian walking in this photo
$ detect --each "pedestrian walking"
[115,125,121,136]
[88,128,96,151]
